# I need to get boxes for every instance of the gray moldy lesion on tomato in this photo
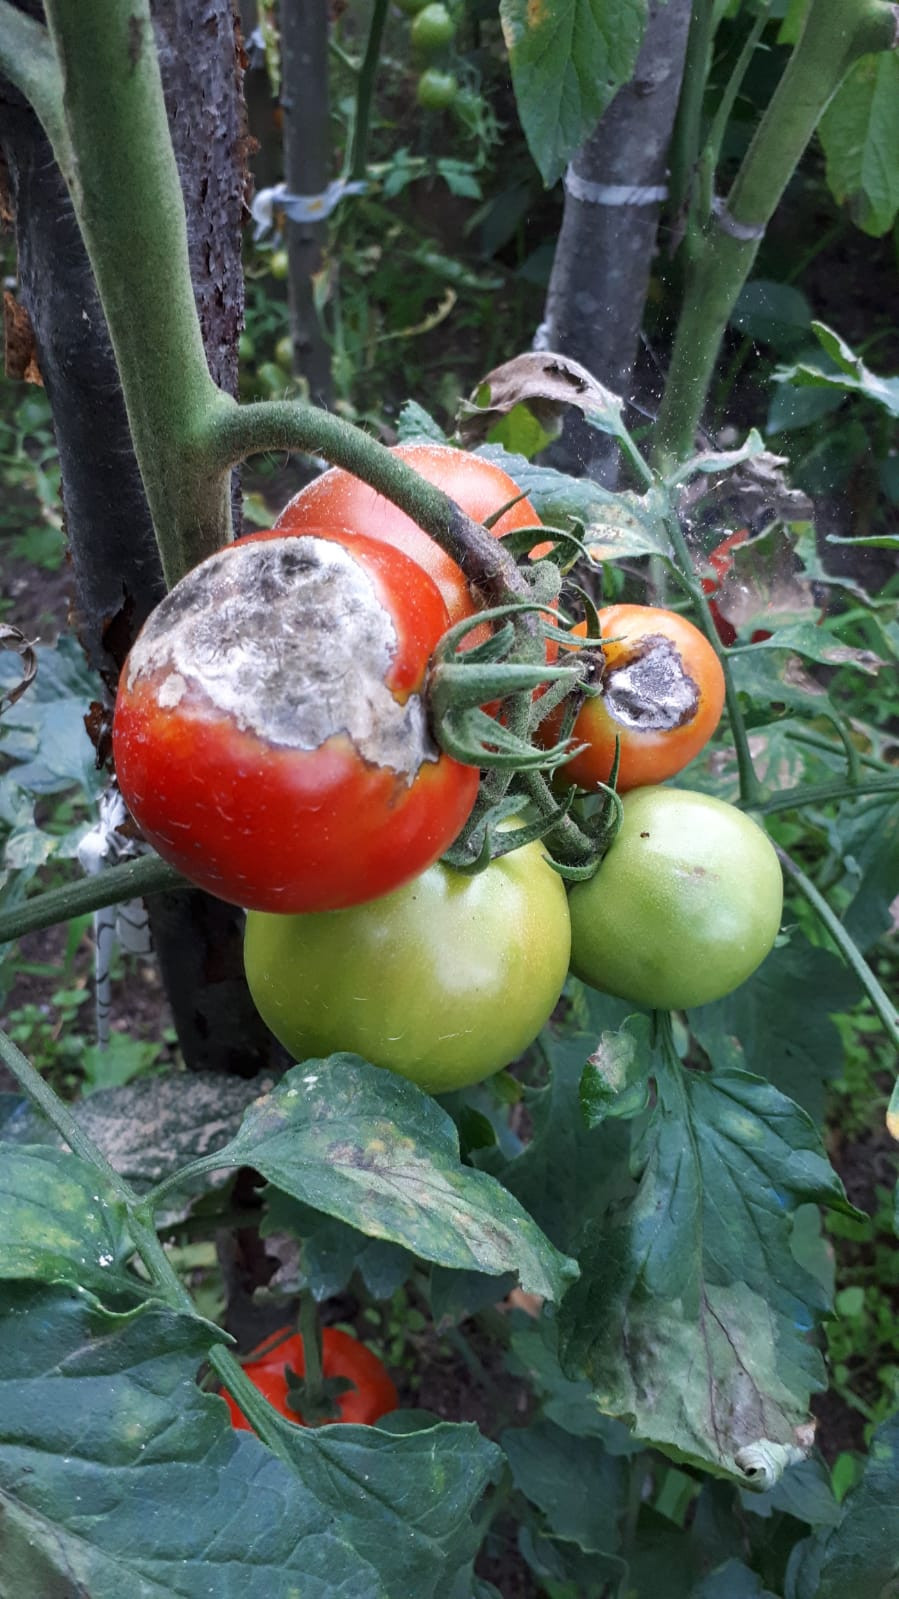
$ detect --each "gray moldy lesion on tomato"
[602,635,700,733]
[123,535,438,781]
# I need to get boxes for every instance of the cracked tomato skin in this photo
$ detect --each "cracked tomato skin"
[112,528,478,914]
[244,835,572,1093]
[568,787,783,1010]
[541,605,725,793]
[274,441,549,646]
[224,1328,398,1431]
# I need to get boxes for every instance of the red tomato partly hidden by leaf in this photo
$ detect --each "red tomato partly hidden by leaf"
[702,529,772,646]
[113,528,479,913]
[274,441,550,649]
[540,604,725,793]
[224,1328,398,1430]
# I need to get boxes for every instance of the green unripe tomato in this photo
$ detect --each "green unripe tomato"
[274,334,294,371]
[416,69,458,109]
[394,0,432,12]
[411,3,456,53]
[244,840,571,1094]
[269,248,289,280]
[237,332,255,363]
[256,361,288,396]
[568,787,783,1011]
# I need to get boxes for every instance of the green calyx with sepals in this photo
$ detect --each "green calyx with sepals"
[428,594,625,878]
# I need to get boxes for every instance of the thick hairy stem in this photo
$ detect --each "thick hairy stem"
[204,396,535,606]
[654,0,899,467]
[667,0,715,229]
[35,0,230,582]
[0,2,70,162]
[350,0,388,181]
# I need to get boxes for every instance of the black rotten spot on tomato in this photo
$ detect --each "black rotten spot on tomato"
[540,604,725,793]
[112,528,479,913]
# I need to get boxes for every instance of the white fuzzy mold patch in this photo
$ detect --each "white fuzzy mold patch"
[603,635,699,732]
[126,536,437,778]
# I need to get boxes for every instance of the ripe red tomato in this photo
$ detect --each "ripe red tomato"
[540,604,726,793]
[274,442,550,645]
[113,528,479,913]
[702,530,772,646]
[224,1327,398,1430]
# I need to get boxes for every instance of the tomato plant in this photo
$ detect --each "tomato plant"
[568,786,783,1009]
[223,1327,398,1430]
[243,834,571,1092]
[275,441,547,640]
[541,605,726,792]
[113,527,479,913]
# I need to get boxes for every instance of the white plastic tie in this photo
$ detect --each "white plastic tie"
[251,178,368,238]
[564,169,668,207]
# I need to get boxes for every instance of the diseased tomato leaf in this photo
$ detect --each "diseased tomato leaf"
[499,0,649,185]
[175,1055,578,1303]
[559,1056,857,1484]
[0,1070,271,1195]
[478,444,670,560]
[0,1283,501,1599]
[0,1146,137,1303]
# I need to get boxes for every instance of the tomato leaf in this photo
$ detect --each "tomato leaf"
[477,445,670,560]
[499,0,649,185]
[788,1410,899,1597]
[494,990,637,1260]
[690,936,862,1121]
[0,1146,136,1303]
[178,1056,578,1303]
[1,1070,271,1203]
[560,1060,858,1484]
[261,1190,414,1302]
[0,1283,501,1598]
[501,1417,627,1557]
[819,52,899,238]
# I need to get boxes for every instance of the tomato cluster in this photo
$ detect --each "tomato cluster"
[113,442,782,1095]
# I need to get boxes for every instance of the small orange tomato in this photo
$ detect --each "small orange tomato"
[543,604,725,793]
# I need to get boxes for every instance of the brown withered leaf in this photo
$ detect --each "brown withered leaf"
[3,290,42,384]
[713,525,817,633]
[0,624,37,715]
[457,350,623,445]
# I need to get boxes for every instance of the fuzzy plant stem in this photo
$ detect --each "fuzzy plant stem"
[653,0,899,468]
[349,0,389,181]
[8,0,231,584]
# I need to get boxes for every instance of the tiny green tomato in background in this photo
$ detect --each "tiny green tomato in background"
[411,3,456,53]
[244,838,571,1094]
[416,69,458,110]
[568,787,783,1011]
